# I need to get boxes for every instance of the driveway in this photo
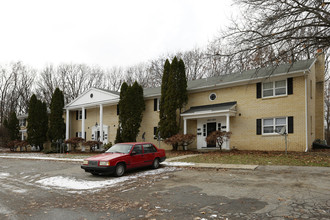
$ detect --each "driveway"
[0,158,329,219]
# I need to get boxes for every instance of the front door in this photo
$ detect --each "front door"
[207,122,216,147]
[130,144,145,168]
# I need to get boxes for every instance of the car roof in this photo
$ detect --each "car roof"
[119,142,153,145]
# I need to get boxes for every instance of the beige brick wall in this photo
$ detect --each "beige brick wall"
[136,99,173,150]
[184,76,307,151]
[314,53,325,140]
[307,64,316,149]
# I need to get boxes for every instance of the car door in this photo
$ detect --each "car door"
[130,144,145,168]
[143,144,157,166]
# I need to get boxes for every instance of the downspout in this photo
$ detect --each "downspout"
[304,71,309,152]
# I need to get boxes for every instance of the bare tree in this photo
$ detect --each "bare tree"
[37,64,59,105]
[181,48,208,80]
[104,67,124,91]
[325,81,330,143]
[219,0,330,68]
[0,62,35,123]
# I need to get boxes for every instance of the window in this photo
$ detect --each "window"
[76,110,87,120]
[262,117,287,134]
[209,93,217,101]
[19,119,26,127]
[310,80,312,99]
[133,145,143,154]
[143,144,157,153]
[217,123,221,131]
[262,80,287,98]
[76,132,82,137]
[154,98,160,111]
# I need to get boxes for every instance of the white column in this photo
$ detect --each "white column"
[66,109,70,140]
[226,114,230,150]
[183,118,187,150]
[183,118,187,134]
[82,107,85,139]
[21,131,24,141]
[100,104,103,143]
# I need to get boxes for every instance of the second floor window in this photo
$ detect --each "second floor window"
[19,119,26,127]
[263,80,287,98]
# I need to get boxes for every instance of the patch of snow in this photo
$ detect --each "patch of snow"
[36,167,177,190]
[0,172,10,178]
[12,189,27,193]
[162,161,195,166]
[121,187,136,192]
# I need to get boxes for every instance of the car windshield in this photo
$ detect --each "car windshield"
[106,144,133,154]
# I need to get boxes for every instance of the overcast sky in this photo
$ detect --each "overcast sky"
[0,0,236,69]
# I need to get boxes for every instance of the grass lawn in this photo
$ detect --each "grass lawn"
[176,150,330,167]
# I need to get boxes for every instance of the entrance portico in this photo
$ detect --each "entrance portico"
[181,101,237,150]
[65,88,120,148]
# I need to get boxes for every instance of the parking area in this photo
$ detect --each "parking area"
[0,158,329,219]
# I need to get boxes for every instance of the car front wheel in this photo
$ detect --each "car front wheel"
[115,163,125,177]
[152,158,160,169]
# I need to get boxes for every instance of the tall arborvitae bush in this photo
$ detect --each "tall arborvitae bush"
[6,112,20,141]
[115,82,128,143]
[158,57,188,147]
[116,81,145,142]
[27,94,48,151]
[48,88,65,142]
[27,94,38,146]
[124,82,145,141]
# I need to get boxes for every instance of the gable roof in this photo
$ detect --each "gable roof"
[144,58,316,97]
[182,101,237,115]
[65,57,316,107]
[65,88,119,109]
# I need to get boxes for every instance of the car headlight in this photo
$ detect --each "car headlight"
[99,161,110,166]
[83,160,89,165]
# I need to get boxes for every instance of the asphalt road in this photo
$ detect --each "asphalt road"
[0,158,329,220]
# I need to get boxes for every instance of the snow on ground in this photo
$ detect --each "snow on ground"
[0,172,10,178]
[161,161,195,166]
[36,167,177,190]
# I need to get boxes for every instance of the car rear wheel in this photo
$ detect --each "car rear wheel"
[115,163,125,177]
[152,158,160,169]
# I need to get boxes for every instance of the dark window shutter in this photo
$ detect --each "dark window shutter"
[85,109,87,119]
[154,127,157,136]
[75,132,78,137]
[117,105,119,115]
[287,78,293,95]
[76,111,78,120]
[154,99,158,111]
[288,116,294,133]
[256,119,262,135]
[256,83,262,98]
[84,132,86,140]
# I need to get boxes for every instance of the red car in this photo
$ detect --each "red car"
[81,142,166,177]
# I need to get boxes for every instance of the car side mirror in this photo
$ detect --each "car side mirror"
[131,151,137,156]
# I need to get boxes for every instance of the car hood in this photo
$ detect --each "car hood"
[85,153,126,161]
